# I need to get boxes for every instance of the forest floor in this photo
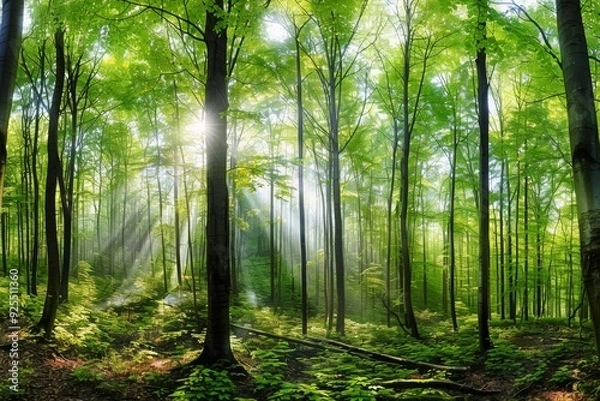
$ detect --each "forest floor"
[1,299,599,401]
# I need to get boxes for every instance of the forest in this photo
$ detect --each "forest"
[0,0,600,399]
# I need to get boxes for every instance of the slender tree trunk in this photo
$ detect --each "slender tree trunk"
[295,26,308,335]
[449,119,458,331]
[399,13,419,339]
[229,123,239,296]
[523,174,529,320]
[421,185,427,308]
[499,157,506,319]
[1,211,6,275]
[174,149,183,288]
[536,205,543,317]
[30,48,43,294]
[327,72,346,336]
[60,55,83,302]
[556,0,600,357]
[152,116,168,293]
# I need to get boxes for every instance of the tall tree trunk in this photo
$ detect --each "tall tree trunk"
[197,0,236,365]
[448,117,458,331]
[295,25,308,335]
[507,159,515,321]
[523,173,529,320]
[60,54,85,302]
[228,123,240,296]
[154,123,168,294]
[30,45,44,295]
[536,205,543,317]
[37,28,65,338]
[399,7,419,339]
[1,211,6,275]
[269,165,277,308]
[556,0,600,357]
[476,0,493,352]
[0,0,23,212]
[386,120,400,328]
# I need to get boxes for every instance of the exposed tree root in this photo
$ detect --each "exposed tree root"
[381,378,501,397]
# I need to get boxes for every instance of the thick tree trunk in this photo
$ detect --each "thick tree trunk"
[37,29,65,339]
[0,0,23,212]
[197,0,236,365]
[476,0,493,352]
[556,0,600,357]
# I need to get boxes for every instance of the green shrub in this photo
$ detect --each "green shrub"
[170,367,235,401]
[268,382,333,401]
[71,366,104,383]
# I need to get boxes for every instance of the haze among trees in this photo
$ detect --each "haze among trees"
[0,0,599,400]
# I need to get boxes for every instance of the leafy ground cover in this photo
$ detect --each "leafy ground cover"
[0,273,599,401]
[1,296,599,401]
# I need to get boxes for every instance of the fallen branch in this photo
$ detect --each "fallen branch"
[306,336,468,372]
[231,324,467,372]
[231,323,330,350]
[381,378,501,397]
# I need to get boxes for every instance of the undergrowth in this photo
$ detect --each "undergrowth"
[1,269,598,401]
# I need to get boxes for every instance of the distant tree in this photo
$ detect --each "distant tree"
[555,0,600,357]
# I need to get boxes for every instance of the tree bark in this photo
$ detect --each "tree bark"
[556,0,600,357]
[295,24,308,335]
[449,114,458,331]
[37,28,65,339]
[0,0,23,212]
[399,0,419,339]
[476,0,493,352]
[197,0,236,365]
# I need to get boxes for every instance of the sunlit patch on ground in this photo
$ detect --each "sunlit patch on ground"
[46,356,84,370]
[528,390,584,401]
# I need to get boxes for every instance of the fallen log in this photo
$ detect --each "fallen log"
[231,324,467,372]
[381,378,501,397]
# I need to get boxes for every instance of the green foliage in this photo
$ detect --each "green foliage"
[484,341,527,378]
[70,261,98,306]
[170,367,235,401]
[549,365,573,386]
[251,341,293,391]
[71,366,105,383]
[574,357,600,398]
[340,376,395,400]
[268,382,333,401]
[54,304,114,358]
